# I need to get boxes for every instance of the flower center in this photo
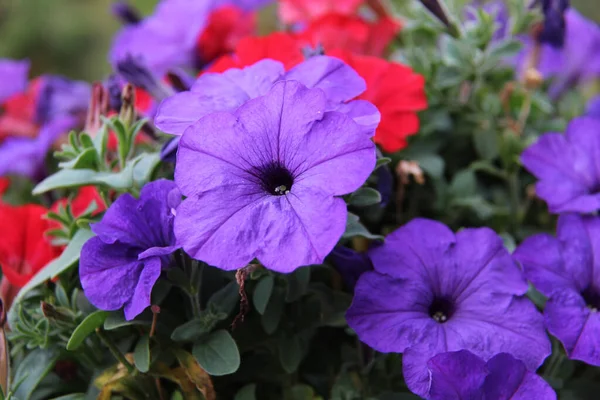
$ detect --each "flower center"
[582,287,600,312]
[256,162,294,196]
[428,297,454,323]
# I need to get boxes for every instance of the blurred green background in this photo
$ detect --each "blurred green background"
[0,0,159,81]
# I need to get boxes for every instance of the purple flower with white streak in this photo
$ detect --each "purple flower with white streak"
[521,117,600,214]
[346,218,550,397]
[80,179,181,320]
[110,0,273,77]
[0,59,29,103]
[514,214,600,366]
[155,56,379,137]
[421,350,556,400]
[174,80,375,272]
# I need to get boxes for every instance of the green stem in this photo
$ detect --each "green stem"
[96,329,135,373]
[507,171,520,235]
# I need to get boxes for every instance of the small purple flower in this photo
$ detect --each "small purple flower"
[174,80,375,272]
[80,179,181,320]
[514,214,600,366]
[521,117,600,214]
[110,0,273,77]
[155,56,380,138]
[422,350,556,400]
[0,59,29,103]
[0,116,78,180]
[328,246,373,290]
[36,76,91,124]
[346,218,550,397]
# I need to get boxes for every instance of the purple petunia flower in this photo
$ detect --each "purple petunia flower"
[346,218,550,397]
[35,76,91,124]
[80,179,181,320]
[174,80,375,272]
[328,246,373,290]
[514,214,600,366]
[0,116,78,180]
[155,57,380,147]
[422,350,556,400]
[110,0,273,77]
[0,59,29,103]
[521,117,600,214]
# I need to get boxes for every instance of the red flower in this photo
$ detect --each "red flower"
[0,203,61,294]
[210,34,427,152]
[197,5,256,63]
[330,50,427,152]
[299,13,400,57]
[0,178,8,196]
[0,78,41,143]
[279,0,363,24]
[208,33,305,73]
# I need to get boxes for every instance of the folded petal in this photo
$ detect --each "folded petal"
[427,350,487,400]
[333,100,380,137]
[284,55,366,104]
[124,256,162,320]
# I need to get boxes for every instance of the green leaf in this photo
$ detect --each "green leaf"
[487,38,522,59]
[348,187,382,207]
[12,229,94,306]
[253,275,274,315]
[58,147,98,170]
[171,315,217,342]
[436,65,464,88]
[66,311,109,350]
[33,167,135,195]
[207,281,240,316]
[342,213,384,240]
[473,129,500,161]
[278,335,303,373]
[261,288,285,335]
[192,330,240,376]
[375,157,392,169]
[290,384,315,400]
[13,347,60,400]
[134,335,151,373]
[413,154,445,179]
[234,384,256,400]
[285,266,311,303]
[133,152,162,187]
[104,311,149,330]
[449,170,477,198]
[49,394,86,400]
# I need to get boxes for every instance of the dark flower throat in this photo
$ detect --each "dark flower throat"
[428,297,455,323]
[256,162,294,196]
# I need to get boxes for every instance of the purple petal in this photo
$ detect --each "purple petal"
[0,59,29,103]
[545,288,600,366]
[403,296,550,397]
[124,256,162,320]
[333,100,380,137]
[427,350,487,400]
[36,76,91,124]
[284,55,366,104]
[0,116,77,180]
[155,60,284,135]
[328,246,373,289]
[174,188,272,271]
[346,271,439,353]
[484,353,557,400]
[586,95,600,118]
[367,218,456,279]
[79,237,142,312]
[449,227,528,303]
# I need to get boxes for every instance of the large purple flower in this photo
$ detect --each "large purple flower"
[521,117,600,214]
[155,56,380,137]
[514,214,600,366]
[346,218,550,397]
[0,59,29,103]
[422,350,556,400]
[174,80,376,272]
[80,179,181,320]
[110,0,273,77]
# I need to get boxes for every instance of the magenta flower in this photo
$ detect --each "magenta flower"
[0,59,29,103]
[521,117,600,214]
[514,214,600,366]
[346,218,550,397]
[80,180,181,320]
[173,80,375,272]
[422,350,556,400]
